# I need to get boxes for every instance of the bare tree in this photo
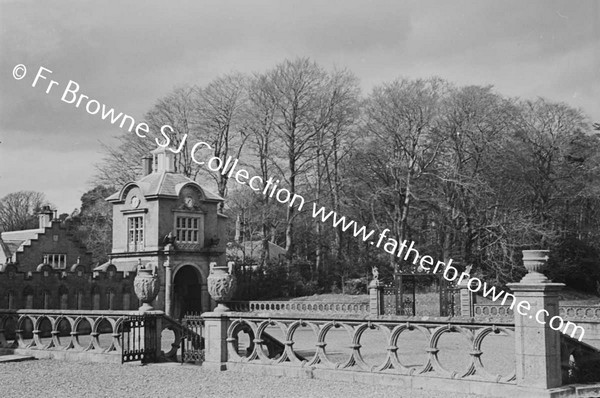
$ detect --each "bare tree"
[312,68,361,272]
[94,86,199,186]
[195,73,249,211]
[362,77,447,270]
[246,74,279,265]
[261,58,329,263]
[0,191,51,231]
[509,98,591,245]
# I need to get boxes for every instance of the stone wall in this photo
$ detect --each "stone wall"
[0,263,137,311]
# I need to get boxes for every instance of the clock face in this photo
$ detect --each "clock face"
[130,196,140,208]
[184,196,194,208]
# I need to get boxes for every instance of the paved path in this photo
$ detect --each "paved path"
[0,359,487,398]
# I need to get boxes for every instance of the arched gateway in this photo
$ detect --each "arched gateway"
[172,264,205,319]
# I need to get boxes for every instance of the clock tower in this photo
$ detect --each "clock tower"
[103,147,227,317]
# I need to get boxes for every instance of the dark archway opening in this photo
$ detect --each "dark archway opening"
[173,265,203,320]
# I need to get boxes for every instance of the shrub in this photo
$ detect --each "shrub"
[544,236,600,294]
[343,277,368,295]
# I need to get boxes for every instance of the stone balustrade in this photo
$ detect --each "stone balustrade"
[473,304,514,320]
[0,309,131,353]
[227,301,370,315]
[559,305,600,321]
[472,304,600,322]
[224,315,516,383]
[0,309,183,361]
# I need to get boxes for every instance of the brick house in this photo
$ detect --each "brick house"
[0,207,137,310]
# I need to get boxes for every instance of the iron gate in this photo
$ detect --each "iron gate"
[181,313,204,363]
[383,272,460,317]
[121,314,158,364]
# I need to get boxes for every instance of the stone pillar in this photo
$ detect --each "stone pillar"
[458,279,474,317]
[369,279,384,317]
[507,250,564,390]
[163,244,174,317]
[154,312,163,360]
[202,312,230,371]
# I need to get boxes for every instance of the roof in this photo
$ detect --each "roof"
[106,171,223,202]
[227,240,287,261]
[95,259,139,273]
[1,229,42,241]
[0,228,42,262]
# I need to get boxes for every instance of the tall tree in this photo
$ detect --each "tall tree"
[311,68,360,272]
[246,74,279,265]
[71,186,113,264]
[509,98,591,245]
[361,77,447,270]
[195,73,249,211]
[0,191,50,231]
[94,86,199,186]
[261,58,329,263]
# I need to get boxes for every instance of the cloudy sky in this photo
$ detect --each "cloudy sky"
[0,0,598,214]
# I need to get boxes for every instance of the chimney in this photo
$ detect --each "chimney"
[150,147,175,173]
[38,206,54,229]
[141,155,153,176]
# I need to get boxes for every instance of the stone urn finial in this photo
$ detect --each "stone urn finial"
[521,250,550,283]
[207,261,237,312]
[134,261,160,312]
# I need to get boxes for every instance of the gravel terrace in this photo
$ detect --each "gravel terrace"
[0,359,489,398]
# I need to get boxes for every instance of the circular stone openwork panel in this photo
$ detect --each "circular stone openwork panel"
[317,322,354,369]
[429,325,475,378]
[390,324,431,374]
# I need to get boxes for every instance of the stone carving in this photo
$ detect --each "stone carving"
[133,259,160,312]
[521,249,550,283]
[369,266,381,289]
[163,231,176,246]
[207,261,237,312]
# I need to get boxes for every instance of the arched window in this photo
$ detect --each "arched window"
[106,289,115,310]
[92,286,101,310]
[58,286,69,310]
[7,291,15,309]
[23,286,34,309]
[122,285,131,310]
[43,290,51,309]
[76,290,84,310]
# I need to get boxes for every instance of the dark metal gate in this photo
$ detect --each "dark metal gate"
[382,271,459,317]
[121,314,158,364]
[181,313,204,363]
